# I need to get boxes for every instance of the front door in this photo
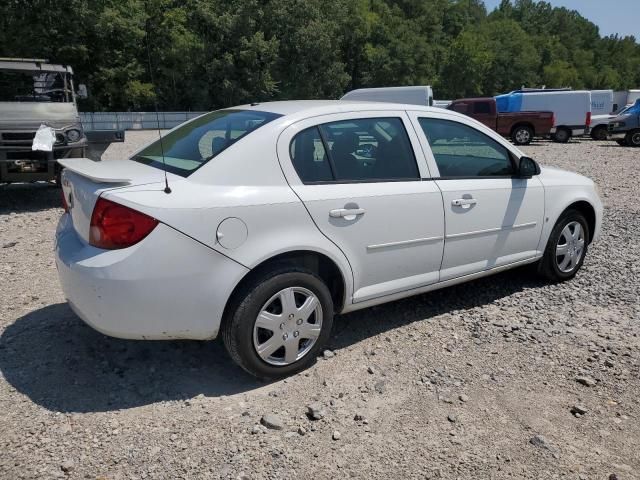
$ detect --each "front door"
[277,112,445,303]
[409,112,544,281]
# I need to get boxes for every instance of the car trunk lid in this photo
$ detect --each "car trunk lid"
[58,158,174,243]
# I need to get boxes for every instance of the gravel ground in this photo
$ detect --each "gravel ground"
[0,137,638,480]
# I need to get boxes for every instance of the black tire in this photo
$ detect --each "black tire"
[590,125,608,141]
[553,128,571,143]
[511,125,534,145]
[54,166,63,187]
[222,265,334,379]
[537,209,589,282]
[616,139,628,146]
[625,130,640,147]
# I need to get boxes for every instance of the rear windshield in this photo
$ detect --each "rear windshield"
[131,109,281,177]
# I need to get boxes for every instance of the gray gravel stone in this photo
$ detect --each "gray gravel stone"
[260,414,284,430]
[576,376,597,387]
[529,434,555,452]
[307,403,326,420]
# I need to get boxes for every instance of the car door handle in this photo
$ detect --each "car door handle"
[329,208,366,218]
[452,198,477,207]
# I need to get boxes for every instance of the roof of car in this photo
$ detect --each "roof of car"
[232,100,443,117]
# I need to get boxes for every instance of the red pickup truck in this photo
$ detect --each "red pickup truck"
[447,97,555,145]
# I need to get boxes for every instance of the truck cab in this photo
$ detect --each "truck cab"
[608,99,640,147]
[0,58,88,184]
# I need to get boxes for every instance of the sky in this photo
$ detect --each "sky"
[482,0,639,38]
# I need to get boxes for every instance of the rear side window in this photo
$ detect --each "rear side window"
[473,102,492,114]
[419,118,514,178]
[132,109,281,177]
[449,102,469,114]
[290,117,419,183]
[289,127,333,183]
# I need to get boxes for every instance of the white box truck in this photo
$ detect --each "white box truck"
[341,86,434,106]
[495,90,592,142]
[613,90,640,113]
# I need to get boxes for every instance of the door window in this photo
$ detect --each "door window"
[473,102,492,114]
[418,118,514,178]
[289,127,333,183]
[290,117,419,183]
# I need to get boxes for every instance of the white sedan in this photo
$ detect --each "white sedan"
[55,101,602,378]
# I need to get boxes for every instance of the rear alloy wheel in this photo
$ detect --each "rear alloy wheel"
[553,128,571,143]
[626,130,640,147]
[538,210,589,282]
[511,125,534,145]
[222,267,334,379]
[590,126,608,141]
[253,287,323,366]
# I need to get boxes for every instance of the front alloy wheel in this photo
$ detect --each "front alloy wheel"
[538,209,589,282]
[627,130,640,147]
[555,221,585,273]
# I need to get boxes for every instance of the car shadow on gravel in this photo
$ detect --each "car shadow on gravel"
[0,182,62,214]
[0,303,261,413]
[329,267,546,351]
[0,268,546,414]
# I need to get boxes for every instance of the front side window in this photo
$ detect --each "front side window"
[418,118,514,178]
[290,117,419,183]
[132,109,281,177]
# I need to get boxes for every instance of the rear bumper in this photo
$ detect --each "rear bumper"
[549,127,588,136]
[55,214,248,340]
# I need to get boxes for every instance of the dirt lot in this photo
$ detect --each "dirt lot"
[0,138,638,480]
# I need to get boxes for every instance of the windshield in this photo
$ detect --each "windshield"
[0,71,74,102]
[624,100,640,115]
[131,109,281,177]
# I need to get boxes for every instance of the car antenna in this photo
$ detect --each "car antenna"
[144,16,171,194]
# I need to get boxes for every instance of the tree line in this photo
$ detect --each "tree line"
[1,0,639,111]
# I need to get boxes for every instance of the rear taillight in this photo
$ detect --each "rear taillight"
[61,190,69,213]
[586,111,591,127]
[89,197,158,249]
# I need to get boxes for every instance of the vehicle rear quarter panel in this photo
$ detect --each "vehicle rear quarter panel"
[102,126,355,310]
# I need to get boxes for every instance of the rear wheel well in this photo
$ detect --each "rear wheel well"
[510,122,535,136]
[564,201,596,243]
[224,251,346,319]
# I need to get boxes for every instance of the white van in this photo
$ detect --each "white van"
[495,90,592,142]
[590,90,614,116]
[341,86,434,107]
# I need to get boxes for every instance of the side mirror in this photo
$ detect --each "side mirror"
[76,84,88,99]
[518,156,540,178]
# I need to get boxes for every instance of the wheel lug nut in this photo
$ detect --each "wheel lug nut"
[296,318,303,325]
[279,323,285,330]
[282,333,288,340]
[293,331,299,337]
[288,314,294,320]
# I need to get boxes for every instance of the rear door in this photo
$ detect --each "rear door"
[276,111,445,303]
[407,111,544,281]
